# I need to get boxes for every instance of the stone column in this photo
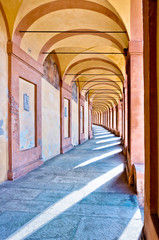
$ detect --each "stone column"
[79,93,85,144]
[122,93,125,141]
[124,77,128,151]
[88,101,93,139]
[112,107,114,130]
[106,110,108,128]
[113,106,116,130]
[101,112,103,125]
[117,101,122,137]
[107,109,109,128]
[128,41,144,165]
[103,112,105,126]
[116,105,118,132]
[109,108,112,129]
[126,0,144,205]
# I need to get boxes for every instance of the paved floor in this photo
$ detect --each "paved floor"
[0,125,143,240]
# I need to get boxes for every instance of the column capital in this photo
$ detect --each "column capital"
[79,93,85,102]
[118,100,123,109]
[124,76,128,88]
[61,81,72,93]
[113,105,116,111]
[128,40,143,55]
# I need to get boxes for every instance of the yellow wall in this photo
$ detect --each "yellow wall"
[19,78,35,150]
[42,78,60,160]
[72,99,79,146]
[0,11,8,183]
[84,100,89,140]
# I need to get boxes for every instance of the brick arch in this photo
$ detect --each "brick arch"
[13,0,127,45]
[88,89,120,99]
[91,94,118,105]
[93,104,108,111]
[81,80,122,93]
[63,59,124,82]
[93,100,113,109]
[38,29,125,64]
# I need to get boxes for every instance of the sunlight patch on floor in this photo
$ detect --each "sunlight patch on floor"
[94,132,111,136]
[119,209,143,240]
[96,137,121,144]
[6,164,124,240]
[92,141,121,150]
[74,148,122,169]
[94,134,115,139]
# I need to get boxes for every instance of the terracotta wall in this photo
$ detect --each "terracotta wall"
[42,78,60,160]
[7,42,43,180]
[0,11,8,183]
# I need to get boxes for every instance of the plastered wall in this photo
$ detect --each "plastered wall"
[19,78,35,150]
[42,78,60,160]
[72,99,79,146]
[84,100,88,140]
[0,11,8,183]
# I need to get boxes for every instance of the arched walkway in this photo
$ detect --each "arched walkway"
[1,0,159,238]
[0,126,143,240]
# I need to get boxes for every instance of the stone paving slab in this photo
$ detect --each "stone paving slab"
[25,215,81,240]
[0,212,37,240]
[79,192,137,206]
[0,199,52,213]
[0,125,143,240]
[60,204,140,219]
[0,188,42,200]
[73,216,143,240]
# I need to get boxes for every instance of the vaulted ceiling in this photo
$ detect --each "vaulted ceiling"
[1,0,130,113]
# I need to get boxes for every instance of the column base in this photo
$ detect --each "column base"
[123,146,127,156]
[61,144,73,154]
[133,163,144,208]
[80,132,85,144]
[125,154,144,208]
[88,131,93,139]
[80,138,86,144]
[114,130,120,137]
[8,158,43,180]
